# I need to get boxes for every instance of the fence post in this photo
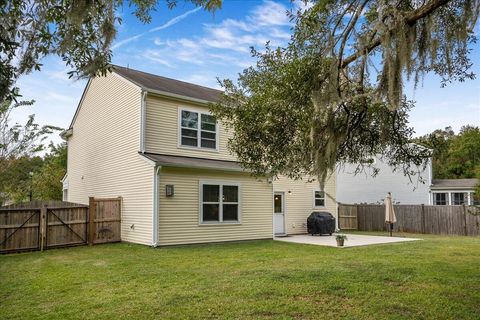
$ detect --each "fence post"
[421,204,425,234]
[462,204,468,236]
[88,197,95,246]
[40,205,47,251]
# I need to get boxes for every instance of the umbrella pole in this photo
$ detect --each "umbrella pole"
[390,223,393,237]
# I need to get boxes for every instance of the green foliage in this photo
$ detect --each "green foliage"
[32,143,67,201]
[415,126,480,179]
[1,0,222,102]
[0,156,43,205]
[0,143,66,205]
[213,0,479,184]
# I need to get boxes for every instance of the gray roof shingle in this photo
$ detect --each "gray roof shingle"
[431,179,479,189]
[113,65,222,102]
[140,153,245,172]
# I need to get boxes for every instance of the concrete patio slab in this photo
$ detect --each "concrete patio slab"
[274,234,421,248]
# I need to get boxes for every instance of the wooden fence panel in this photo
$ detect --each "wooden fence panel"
[92,197,121,244]
[1,198,121,253]
[338,204,358,229]
[339,203,480,236]
[46,207,88,248]
[466,207,480,236]
[0,208,40,253]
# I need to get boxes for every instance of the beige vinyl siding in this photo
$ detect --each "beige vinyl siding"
[273,174,337,234]
[158,167,273,246]
[66,72,154,245]
[145,95,236,161]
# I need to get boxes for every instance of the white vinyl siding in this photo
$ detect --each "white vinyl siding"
[66,72,154,245]
[273,174,336,235]
[158,167,272,246]
[145,96,235,161]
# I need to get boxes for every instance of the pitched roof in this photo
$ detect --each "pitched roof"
[431,179,479,189]
[113,65,222,103]
[140,153,245,172]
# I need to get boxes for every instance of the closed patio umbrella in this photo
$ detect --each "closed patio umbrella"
[385,192,397,236]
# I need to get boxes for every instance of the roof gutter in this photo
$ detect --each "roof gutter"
[144,88,215,106]
[60,128,73,140]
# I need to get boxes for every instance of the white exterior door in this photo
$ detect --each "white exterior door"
[274,192,285,235]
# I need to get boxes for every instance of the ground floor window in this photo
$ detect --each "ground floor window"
[313,189,326,207]
[451,192,468,205]
[433,193,447,205]
[63,189,68,202]
[200,182,240,223]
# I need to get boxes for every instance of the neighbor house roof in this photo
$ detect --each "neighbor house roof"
[140,153,245,172]
[113,65,222,103]
[431,179,479,190]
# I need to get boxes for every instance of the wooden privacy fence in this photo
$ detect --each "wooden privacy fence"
[0,198,121,253]
[338,203,480,236]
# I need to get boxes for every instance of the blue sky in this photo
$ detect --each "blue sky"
[13,0,480,146]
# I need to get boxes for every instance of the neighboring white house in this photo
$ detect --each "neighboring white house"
[430,179,478,206]
[336,155,432,204]
[61,65,337,247]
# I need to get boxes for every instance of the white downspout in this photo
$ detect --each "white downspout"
[152,165,161,247]
[140,91,147,153]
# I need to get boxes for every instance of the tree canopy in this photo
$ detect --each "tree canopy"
[415,126,480,179]
[211,0,480,186]
[1,0,222,102]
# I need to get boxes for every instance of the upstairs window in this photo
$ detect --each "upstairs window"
[180,109,217,150]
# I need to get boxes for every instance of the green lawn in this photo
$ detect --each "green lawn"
[1,233,479,320]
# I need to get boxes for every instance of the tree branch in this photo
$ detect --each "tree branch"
[340,0,451,68]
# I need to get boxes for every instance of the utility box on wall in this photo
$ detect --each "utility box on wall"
[165,185,174,197]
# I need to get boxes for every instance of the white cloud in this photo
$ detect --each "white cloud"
[111,7,201,50]
[250,0,290,26]
[141,0,294,70]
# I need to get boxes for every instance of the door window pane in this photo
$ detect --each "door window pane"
[274,194,282,213]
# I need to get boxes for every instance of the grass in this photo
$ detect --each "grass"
[1,233,479,320]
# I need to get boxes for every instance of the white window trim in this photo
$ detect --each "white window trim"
[178,107,219,153]
[312,188,327,209]
[199,180,241,225]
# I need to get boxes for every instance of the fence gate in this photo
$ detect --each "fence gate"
[1,198,121,253]
[46,206,89,249]
[338,204,358,230]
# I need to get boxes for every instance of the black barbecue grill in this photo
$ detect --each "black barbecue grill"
[307,212,335,236]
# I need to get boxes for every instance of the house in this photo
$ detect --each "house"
[61,66,336,246]
[336,155,432,204]
[336,155,478,206]
[430,179,478,206]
